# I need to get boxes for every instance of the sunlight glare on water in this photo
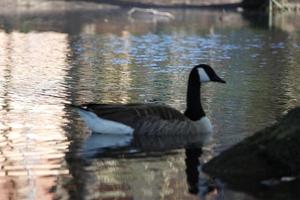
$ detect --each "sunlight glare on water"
[0,31,70,199]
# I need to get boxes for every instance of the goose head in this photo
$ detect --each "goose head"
[185,64,225,121]
[192,64,226,84]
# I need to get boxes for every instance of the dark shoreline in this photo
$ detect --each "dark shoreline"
[77,0,243,10]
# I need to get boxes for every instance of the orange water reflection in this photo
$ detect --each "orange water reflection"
[0,31,70,199]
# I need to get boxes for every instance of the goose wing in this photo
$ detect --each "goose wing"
[81,103,187,128]
[132,119,208,136]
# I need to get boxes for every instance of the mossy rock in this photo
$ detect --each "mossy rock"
[203,107,300,183]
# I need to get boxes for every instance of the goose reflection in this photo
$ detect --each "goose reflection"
[81,129,211,158]
[185,147,224,199]
[80,133,133,158]
[80,132,223,199]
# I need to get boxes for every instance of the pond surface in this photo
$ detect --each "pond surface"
[0,2,300,200]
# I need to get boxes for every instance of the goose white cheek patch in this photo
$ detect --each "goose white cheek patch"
[197,68,210,83]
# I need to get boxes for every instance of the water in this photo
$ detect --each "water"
[1,3,300,199]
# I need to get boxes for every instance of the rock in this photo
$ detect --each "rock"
[203,107,300,184]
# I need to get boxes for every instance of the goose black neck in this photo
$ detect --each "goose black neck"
[184,69,205,121]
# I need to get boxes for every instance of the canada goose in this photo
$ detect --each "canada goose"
[72,64,225,135]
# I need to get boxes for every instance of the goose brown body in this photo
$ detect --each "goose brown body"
[77,103,200,136]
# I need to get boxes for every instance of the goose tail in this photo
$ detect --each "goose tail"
[67,103,134,135]
[67,103,88,111]
[67,104,101,130]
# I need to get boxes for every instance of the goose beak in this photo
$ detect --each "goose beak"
[213,75,226,83]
